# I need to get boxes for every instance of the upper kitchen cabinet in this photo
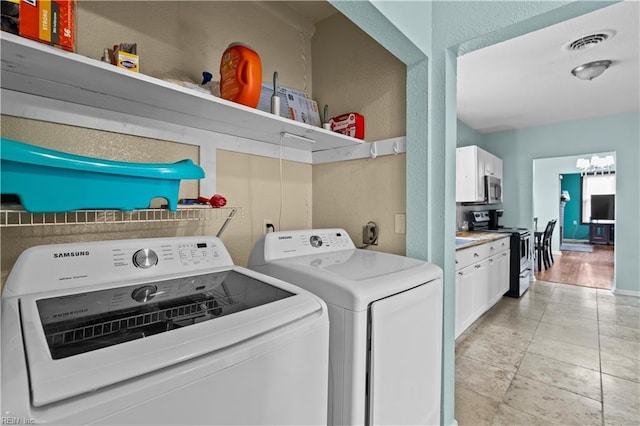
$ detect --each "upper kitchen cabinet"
[456,145,503,203]
[483,150,502,181]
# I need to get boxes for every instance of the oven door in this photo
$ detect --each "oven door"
[518,267,531,296]
[519,232,532,269]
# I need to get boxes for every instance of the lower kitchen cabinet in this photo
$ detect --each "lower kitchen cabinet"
[455,237,510,339]
[471,259,491,320]
[488,250,510,307]
[455,264,475,337]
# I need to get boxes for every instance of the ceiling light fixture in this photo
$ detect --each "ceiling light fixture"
[576,155,615,175]
[571,60,612,80]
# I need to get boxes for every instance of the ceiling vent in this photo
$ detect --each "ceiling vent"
[566,31,615,51]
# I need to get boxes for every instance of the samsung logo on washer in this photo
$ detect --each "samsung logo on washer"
[278,236,292,240]
[53,251,90,259]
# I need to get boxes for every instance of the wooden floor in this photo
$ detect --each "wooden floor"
[535,245,614,289]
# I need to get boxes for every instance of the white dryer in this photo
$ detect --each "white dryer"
[2,236,329,425]
[248,229,443,426]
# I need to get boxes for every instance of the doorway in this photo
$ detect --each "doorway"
[532,153,616,289]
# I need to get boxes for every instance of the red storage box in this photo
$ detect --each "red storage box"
[19,0,75,52]
[329,112,365,140]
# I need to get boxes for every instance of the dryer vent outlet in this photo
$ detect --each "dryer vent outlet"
[362,222,378,245]
[263,219,275,235]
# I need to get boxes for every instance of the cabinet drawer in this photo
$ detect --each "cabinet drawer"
[456,244,490,270]
[456,237,510,270]
[487,237,510,255]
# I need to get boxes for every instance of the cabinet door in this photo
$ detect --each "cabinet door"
[494,157,503,181]
[471,259,491,320]
[497,250,510,294]
[483,151,496,177]
[456,146,484,202]
[455,265,475,338]
[488,251,510,306]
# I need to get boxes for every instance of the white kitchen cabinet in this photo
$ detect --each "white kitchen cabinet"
[488,250,510,307]
[456,146,485,203]
[482,150,503,180]
[471,259,491,320]
[455,264,475,338]
[456,145,503,203]
[455,236,510,339]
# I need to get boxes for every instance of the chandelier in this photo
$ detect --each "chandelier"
[576,155,615,175]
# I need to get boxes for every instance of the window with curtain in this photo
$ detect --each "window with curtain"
[581,173,616,223]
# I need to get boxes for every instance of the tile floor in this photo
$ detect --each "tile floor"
[455,280,640,426]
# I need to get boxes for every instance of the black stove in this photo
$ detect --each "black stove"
[493,227,530,236]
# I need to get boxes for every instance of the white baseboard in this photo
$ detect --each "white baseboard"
[611,286,640,298]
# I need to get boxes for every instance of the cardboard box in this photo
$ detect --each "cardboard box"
[329,112,365,140]
[19,0,75,52]
[115,50,139,73]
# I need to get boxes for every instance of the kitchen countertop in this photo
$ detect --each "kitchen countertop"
[455,231,510,250]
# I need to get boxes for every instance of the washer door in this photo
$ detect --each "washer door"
[368,279,442,426]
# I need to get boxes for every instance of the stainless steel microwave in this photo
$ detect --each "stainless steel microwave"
[485,176,502,204]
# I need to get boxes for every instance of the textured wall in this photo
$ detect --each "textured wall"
[77,1,314,92]
[313,154,406,255]
[216,150,312,266]
[311,10,407,254]
[311,12,406,142]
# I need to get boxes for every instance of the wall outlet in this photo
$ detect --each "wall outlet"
[573,220,577,225]
[263,219,275,235]
[362,222,379,245]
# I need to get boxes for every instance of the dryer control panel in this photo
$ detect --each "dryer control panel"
[262,229,356,261]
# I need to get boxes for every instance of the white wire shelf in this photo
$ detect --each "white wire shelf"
[0,207,242,228]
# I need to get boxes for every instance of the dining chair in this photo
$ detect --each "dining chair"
[535,219,557,270]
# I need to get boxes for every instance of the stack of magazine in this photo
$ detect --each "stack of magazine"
[256,83,321,127]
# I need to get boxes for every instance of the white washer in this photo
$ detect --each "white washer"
[248,229,443,426]
[2,236,329,425]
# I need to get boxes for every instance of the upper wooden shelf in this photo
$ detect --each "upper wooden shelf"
[0,33,364,152]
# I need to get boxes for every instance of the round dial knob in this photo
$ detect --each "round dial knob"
[131,285,157,303]
[309,235,323,248]
[132,248,158,269]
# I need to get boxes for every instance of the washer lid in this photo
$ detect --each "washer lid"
[255,249,443,311]
[19,267,322,407]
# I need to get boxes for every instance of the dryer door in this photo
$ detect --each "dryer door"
[368,279,443,426]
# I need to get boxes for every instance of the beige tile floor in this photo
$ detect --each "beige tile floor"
[455,280,640,426]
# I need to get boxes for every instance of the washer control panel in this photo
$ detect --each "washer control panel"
[263,229,355,261]
[4,237,235,296]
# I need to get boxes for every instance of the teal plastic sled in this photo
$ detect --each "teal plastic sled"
[0,138,205,212]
